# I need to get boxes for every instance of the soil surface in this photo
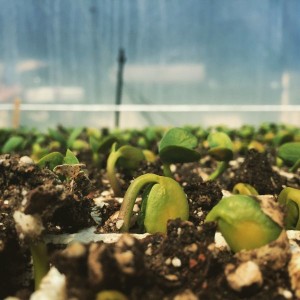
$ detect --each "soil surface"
[0,134,299,299]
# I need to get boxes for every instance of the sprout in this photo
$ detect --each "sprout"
[273,130,294,146]
[30,241,49,290]
[48,128,66,148]
[66,127,84,149]
[278,142,300,172]
[37,149,79,171]
[107,143,145,197]
[232,183,258,196]
[207,132,233,180]
[96,290,128,300]
[159,127,201,177]
[2,135,25,153]
[89,135,118,165]
[247,140,265,153]
[37,152,64,171]
[278,187,300,230]
[205,195,282,252]
[118,173,189,233]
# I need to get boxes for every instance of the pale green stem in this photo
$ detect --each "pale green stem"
[106,151,122,197]
[162,163,173,178]
[119,173,161,232]
[30,241,49,290]
[208,161,229,181]
[290,158,300,173]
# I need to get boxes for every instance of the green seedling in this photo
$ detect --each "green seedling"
[273,130,294,146]
[247,140,265,153]
[118,173,189,233]
[37,152,64,171]
[278,142,300,172]
[278,187,300,230]
[207,132,233,180]
[67,127,90,151]
[2,135,25,153]
[205,195,282,252]
[159,127,201,177]
[232,183,259,196]
[107,143,145,197]
[238,125,255,140]
[48,128,66,148]
[142,149,157,163]
[67,127,84,148]
[89,135,118,164]
[96,290,128,300]
[37,149,79,171]
[30,241,49,290]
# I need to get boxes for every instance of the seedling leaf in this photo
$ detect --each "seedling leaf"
[159,127,200,163]
[37,152,64,170]
[2,136,25,153]
[63,149,79,165]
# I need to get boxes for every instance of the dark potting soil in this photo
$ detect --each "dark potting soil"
[0,147,298,299]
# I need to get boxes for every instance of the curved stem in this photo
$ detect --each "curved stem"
[163,163,173,178]
[106,151,122,197]
[30,241,49,290]
[208,161,229,181]
[118,173,161,232]
[290,158,300,173]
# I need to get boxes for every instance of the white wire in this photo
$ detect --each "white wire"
[1,104,300,112]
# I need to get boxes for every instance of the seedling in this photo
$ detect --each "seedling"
[118,173,189,233]
[37,152,64,171]
[37,149,85,181]
[273,130,294,146]
[232,183,258,196]
[159,127,201,177]
[1,135,25,153]
[207,132,233,180]
[247,140,265,153]
[238,125,255,140]
[278,187,300,230]
[96,290,128,300]
[205,195,282,252]
[89,135,118,165]
[30,241,49,290]
[278,142,300,172]
[107,143,145,197]
[48,128,66,149]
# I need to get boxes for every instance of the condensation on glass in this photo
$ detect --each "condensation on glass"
[0,0,299,129]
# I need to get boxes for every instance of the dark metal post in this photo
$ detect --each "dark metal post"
[115,48,126,128]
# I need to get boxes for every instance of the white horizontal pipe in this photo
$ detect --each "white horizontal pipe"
[1,104,300,112]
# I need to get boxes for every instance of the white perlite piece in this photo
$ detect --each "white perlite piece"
[30,267,67,300]
[172,257,182,267]
[13,211,44,239]
[225,261,263,292]
[19,156,34,164]
[173,289,198,300]
[288,252,300,299]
